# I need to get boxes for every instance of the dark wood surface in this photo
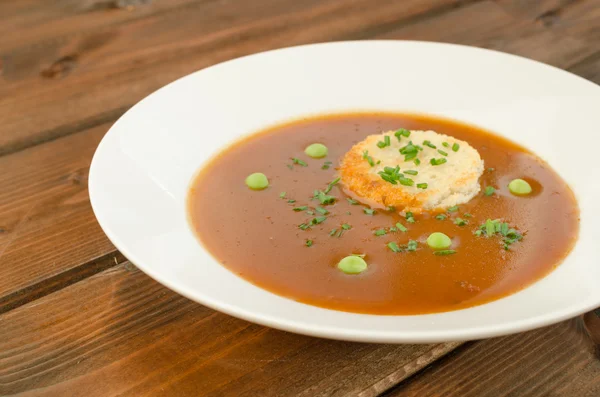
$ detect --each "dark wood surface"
[1,0,599,395]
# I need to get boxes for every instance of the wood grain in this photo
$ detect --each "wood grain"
[386,319,600,396]
[0,124,117,305]
[0,263,460,396]
[378,0,595,68]
[0,0,201,50]
[0,0,463,155]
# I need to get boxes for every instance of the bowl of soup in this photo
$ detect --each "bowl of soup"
[89,41,600,343]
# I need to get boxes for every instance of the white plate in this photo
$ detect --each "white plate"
[89,41,600,343]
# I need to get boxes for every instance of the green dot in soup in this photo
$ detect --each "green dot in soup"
[508,178,532,195]
[337,255,368,274]
[245,172,269,190]
[305,143,328,159]
[427,232,452,250]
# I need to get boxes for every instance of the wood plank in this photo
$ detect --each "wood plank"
[495,0,600,42]
[0,263,461,396]
[0,0,463,156]
[377,0,595,68]
[386,318,600,396]
[0,123,117,305]
[0,0,202,50]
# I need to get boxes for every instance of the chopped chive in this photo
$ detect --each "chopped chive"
[485,219,495,237]
[435,214,447,220]
[474,230,483,236]
[454,217,468,226]
[398,177,414,186]
[329,229,337,236]
[396,222,408,232]
[377,135,391,148]
[293,206,308,211]
[337,229,344,237]
[364,208,376,215]
[437,149,448,156]
[313,190,336,205]
[287,199,296,204]
[279,192,286,198]
[305,239,313,247]
[347,198,359,205]
[423,140,437,149]
[464,213,473,218]
[387,206,396,212]
[447,205,459,212]
[452,143,460,152]
[324,177,341,194]
[407,240,418,251]
[430,158,447,166]
[484,186,496,196]
[406,212,415,223]
[404,152,418,161]
[362,150,375,167]
[414,158,421,166]
[321,161,333,170]
[417,183,428,189]
[387,242,402,252]
[292,158,308,167]
[341,223,352,230]
[306,210,314,215]
[310,216,327,225]
[434,250,456,256]
[442,142,450,148]
[315,206,329,215]
[374,228,387,236]
[404,170,418,175]
[299,223,310,230]
[389,227,398,232]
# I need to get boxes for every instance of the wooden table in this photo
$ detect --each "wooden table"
[1,1,599,395]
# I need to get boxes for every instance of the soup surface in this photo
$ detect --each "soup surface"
[188,113,579,315]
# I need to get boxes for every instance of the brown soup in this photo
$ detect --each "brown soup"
[188,113,579,315]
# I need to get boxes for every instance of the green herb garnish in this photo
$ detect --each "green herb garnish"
[287,199,296,204]
[313,190,336,205]
[310,216,327,225]
[293,206,308,212]
[447,205,459,212]
[430,158,447,166]
[362,150,375,167]
[417,183,428,189]
[364,208,376,215]
[315,206,329,215]
[442,142,450,148]
[484,186,496,196]
[377,135,392,148]
[404,170,418,175]
[407,240,418,251]
[279,192,286,198]
[438,149,448,156]
[423,140,436,149]
[454,217,468,226]
[298,223,310,230]
[414,158,421,166]
[396,222,408,232]
[435,214,447,220]
[406,212,415,223]
[452,143,460,152]
[387,242,402,252]
[434,250,456,256]
[324,177,341,194]
[346,198,359,205]
[292,158,307,167]
[305,239,313,247]
[374,228,387,236]
[322,161,333,170]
